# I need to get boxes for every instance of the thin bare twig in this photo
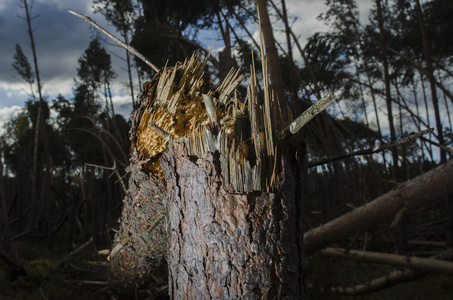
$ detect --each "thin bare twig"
[308,128,434,168]
[68,10,159,72]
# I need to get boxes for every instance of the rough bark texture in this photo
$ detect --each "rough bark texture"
[304,160,453,255]
[109,162,167,292]
[160,143,306,299]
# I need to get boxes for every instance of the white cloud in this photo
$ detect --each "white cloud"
[0,105,22,134]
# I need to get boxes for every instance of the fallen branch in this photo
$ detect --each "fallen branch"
[348,237,446,249]
[54,237,94,270]
[308,128,434,168]
[68,10,159,73]
[304,160,453,255]
[420,136,453,153]
[65,280,109,286]
[331,248,453,295]
[320,247,453,275]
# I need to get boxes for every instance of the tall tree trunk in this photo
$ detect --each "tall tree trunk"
[280,0,300,111]
[376,0,399,180]
[124,31,136,109]
[0,147,10,252]
[414,0,446,163]
[23,0,45,234]
[216,12,235,79]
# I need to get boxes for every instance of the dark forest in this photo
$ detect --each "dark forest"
[1,0,452,299]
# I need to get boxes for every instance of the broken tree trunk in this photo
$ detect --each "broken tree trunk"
[304,160,453,255]
[109,54,308,298]
[161,143,306,299]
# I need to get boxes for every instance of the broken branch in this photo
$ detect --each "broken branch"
[308,128,434,168]
[320,247,453,275]
[68,10,159,73]
[281,93,335,138]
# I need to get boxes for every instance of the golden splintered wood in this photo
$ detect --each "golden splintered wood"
[148,122,171,140]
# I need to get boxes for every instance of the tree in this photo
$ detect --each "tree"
[94,0,138,108]
[414,0,446,163]
[12,44,35,97]
[375,0,400,179]
[109,51,308,298]
[17,0,46,233]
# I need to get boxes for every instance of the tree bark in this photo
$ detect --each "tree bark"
[109,162,167,293]
[160,143,307,299]
[304,160,453,255]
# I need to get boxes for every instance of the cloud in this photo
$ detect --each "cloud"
[0,105,22,134]
[0,0,137,126]
[1,0,376,126]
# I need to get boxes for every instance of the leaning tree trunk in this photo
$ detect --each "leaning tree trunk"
[109,54,308,299]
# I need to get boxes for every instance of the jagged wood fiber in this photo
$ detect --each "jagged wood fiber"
[131,54,277,193]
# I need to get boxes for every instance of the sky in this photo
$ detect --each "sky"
[0,0,373,132]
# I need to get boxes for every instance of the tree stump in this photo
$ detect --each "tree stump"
[109,54,308,298]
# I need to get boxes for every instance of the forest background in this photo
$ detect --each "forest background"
[0,0,452,299]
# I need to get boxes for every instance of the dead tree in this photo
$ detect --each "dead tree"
[109,54,317,298]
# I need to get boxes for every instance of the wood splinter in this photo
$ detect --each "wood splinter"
[202,94,220,131]
[290,93,335,134]
[282,93,335,139]
[148,122,171,141]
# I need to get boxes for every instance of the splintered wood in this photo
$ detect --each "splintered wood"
[132,54,279,192]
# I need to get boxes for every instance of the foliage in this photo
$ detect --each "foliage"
[24,258,55,281]
[76,39,116,99]
[11,43,35,95]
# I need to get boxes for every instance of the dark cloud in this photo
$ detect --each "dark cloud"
[0,0,135,126]
[0,0,115,84]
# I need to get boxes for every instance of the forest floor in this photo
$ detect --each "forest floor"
[0,243,113,300]
[308,256,453,299]
[1,241,453,299]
